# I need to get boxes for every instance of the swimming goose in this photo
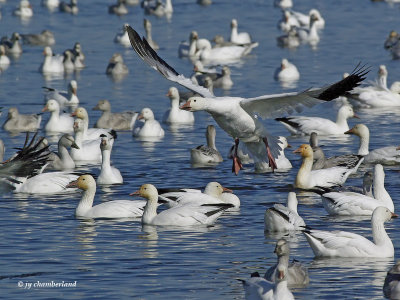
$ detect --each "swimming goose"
[144,0,173,18]
[321,164,394,216]
[40,46,64,74]
[191,125,223,165]
[264,192,305,231]
[70,119,102,163]
[126,26,367,174]
[43,80,79,109]
[106,53,129,77]
[71,42,85,69]
[42,99,74,133]
[71,107,112,141]
[13,0,33,18]
[67,175,146,218]
[97,134,122,185]
[2,107,41,132]
[276,27,300,49]
[240,265,294,300]
[0,45,10,70]
[254,136,292,172]
[274,0,292,9]
[163,87,195,124]
[21,30,55,46]
[109,0,128,15]
[384,31,399,50]
[383,260,400,300]
[276,104,358,135]
[291,9,325,30]
[229,19,252,44]
[345,124,400,164]
[264,239,309,287]
[133,108,164,138]
[294,144,364,189]
[47,134,79,170]
[212,35,238,48]
[303,206,397,258]
[178,31,198,58]
[1,32,23,55]
[191,62,233,90]
[278,11,300,33]
[93,99,138,130]
[132,183,233,226]
[143,19,159,50]
[63,50,75,73]
[42,0,60,11]
[59,0,78,14]
[296,14,320,46]
[274,58,300,82]
[114,24,131,47]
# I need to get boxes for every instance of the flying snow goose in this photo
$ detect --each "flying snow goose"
[293,144,363,189]
[43,80,79,109]
[264,239,309,287]
[383,260,400,300]
[190,125,223,165]
[132,183,233,226]
[264,192,305,231]
[47,134,79,170]
[71,107,113,141]
[303,206,397,258]
[162,87,195,124]
[59,0,78,14]
[345,124,400,164]
[2,107,41,132]
[67,175,146,218]
[254,136,292,172]
[321,164,394,216]
[133,107,164,138]
[274,58,300,82]
[125,26,367,174]
[93,99,138,130]
[42,99,74,133]
[276,104,358,135]
[97,134,123,185]
[143,19,159,50]
[229,19,252,44]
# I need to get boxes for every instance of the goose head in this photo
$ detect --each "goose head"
[378,65,388,77]
[338,105,358,119]
[93,99,111,111]
[137,107,155,121]
[344,124,369,139]
[280,58,290,70]
[278,136,291,149]
[204,182,232,198]
[130,183,158,200]
[42,99,60,113]
[71,107,88,121]
[180,97,208,112]
[372,206,398,223]
[222,66,231,76]
[230,18,238,29]
[166,87,179,101]
[60,134,79,149]
[100,134,112,151]
[274,239,290,257]
[293,144,313,159]
[7,107,19,119]
[66,174,96,191]
[43,46,53,57]
[68,80,78,95]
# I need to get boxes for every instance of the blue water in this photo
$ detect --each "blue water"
[1,0,400,299]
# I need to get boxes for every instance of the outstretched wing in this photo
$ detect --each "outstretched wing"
[126,26,214,99]
[240,64,369,119]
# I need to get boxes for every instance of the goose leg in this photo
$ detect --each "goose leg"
[262,137,277,172]
[232,138,243,175]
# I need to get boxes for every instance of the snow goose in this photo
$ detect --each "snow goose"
[71,107,112,141]
[278,10,300,33]
[229,19,252,44]
[190,125,223,165]
[321,164,394,216]
[296,14,320,46]
[63,50,75,73]
[42,0,60,11]
[114,24,131,47]
[13,0,33,18]
[93,99,138,130]
[264,239,309,287]
[293,144,363,189]
[47,134,79,170]
[97,134,123,185]
[2,107,41,132]
[254,136,292,172]
[383,260,400,300]
[126,26,367,174]
[40,46,64,74]
[345,124,400,164]
[42,99,74,133]
[144,0,173,18]
[0,45,10,70]
[274,58,300,82]
[192,62,233,90]
[303,206,397,258]
[163,87,195,124]
[274,0,292,9]
[264,192,305,231]
[350,65,390,100]
[276,104,358,135]
[67,175,147,218]
[144,19,159,50]
[59,0,78,14]
[291,9,325,30]
[70,119,102,163]
[21,30,55,46]
[132,183,233,226]
[133,108,164,138]
[240,265,294,300]
[43,80,79,109]
[109,0,128,15]
[276,27,300,49]
[106,53,129,77]
[71,42,85,69]
[1,32,23,55]
[178,31,198,58]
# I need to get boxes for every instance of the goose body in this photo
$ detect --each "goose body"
[43,80,79,109]
[106,53,129,76]
[70,119,102,163]
[163,87,194,124]
[274,58,300,82]
[0,45,10,69]
[40,46,64,74]
[133,108,164,138]
[2,108,41,132]
[296,14,320,46]
[229,19,252,44]
[93,99,138,130]
[191,125,223,165]
[42,100,74,133]
[291,9,325,29]
[1,33,23,55]
[13,0,33,18]
[14,172,78,194]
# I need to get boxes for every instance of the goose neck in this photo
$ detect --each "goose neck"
[372,218,391,247]
[295,156,313,188]
[142,196,158,225]
[75,187,96,217]
[358,135,369,156]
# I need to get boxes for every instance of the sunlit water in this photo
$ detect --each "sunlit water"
[1,0,400,299]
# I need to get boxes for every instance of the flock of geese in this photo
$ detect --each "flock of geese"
[1,0,400,299]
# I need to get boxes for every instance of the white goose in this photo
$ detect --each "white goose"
[254,136,292,172]
[158,181,239,208]
[93,99,138,130]
[106,53,129,77]
[126,26,367,175]
[278,10,300,33]
[190,125,223,165]
[162,87,195,124]
[345,124,400,164]
[71,107,112,141]
[114,24,131,47]
[321,164,394,216]
[276,104,358,135]
[108,0,128,16]
[13,0,33,18]
[47,134,79,170]
[296,14,320,46]
[303,206,397,258]
[274,58,300,82]
[144,0,173,18]
[2,32,23,55]
[67,175,147,218]
[264,239,309,287]
[291,9,325,30]
[229,19,252,44]
[264,192,305,231]
[42,0,60,11]
[97,134,123,185]
[2,107,41,132]
[132,183,233,226]
[133,108,164,138]
[70,119,102,163]
[0,45,10,70]
[143,19,159,50]
[42,99,74,133]
[178,31,198,58]
[43,80,79,109]
[293,144,363,189]
[39,46,64,74]
[352,65,389,94]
